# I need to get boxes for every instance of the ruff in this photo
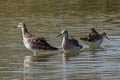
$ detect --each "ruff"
[16,22,58,56]
[80,28,109,48]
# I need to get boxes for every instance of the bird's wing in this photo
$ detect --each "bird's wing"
[25,32,36,38]
[28,36,51,49]
[80,32,102,42]
[89,34,102,42]
[80,37,88,41]
[69,38,80,47]
[80,36,100,42]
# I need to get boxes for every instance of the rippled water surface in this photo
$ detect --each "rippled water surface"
[0,0,120,80]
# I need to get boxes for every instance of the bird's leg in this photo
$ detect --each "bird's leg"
[33,50,38,56]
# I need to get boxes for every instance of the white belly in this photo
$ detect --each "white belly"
[23,40,32,50]
[82,38,103,49]
[94,39,103,46]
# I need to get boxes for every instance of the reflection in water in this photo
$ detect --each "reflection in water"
[23,55,49,68]
[61,51,80,80]
[62,52,79,80]
[23,56,48,80]
[23,50,80,80]
[23,56,32,80]
[82,46,105,52]
[24,56,32,68]
[62,53,67,80]
[81,40,104,49]
[63,51,79,61]
[23,52,57,80]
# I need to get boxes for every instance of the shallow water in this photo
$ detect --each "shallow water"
[0,0,120,80]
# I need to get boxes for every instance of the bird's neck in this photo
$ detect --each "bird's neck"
[21,26,29,38]
[92,30,98,34]
[63,34,68,41]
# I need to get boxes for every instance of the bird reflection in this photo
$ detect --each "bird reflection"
[62,53,67,80]
[82,46,104,52]
[24,56,48,68]
[23,55,49,80]
[61,51,79,80]
[23,52,58,80]
[63,50,79,61]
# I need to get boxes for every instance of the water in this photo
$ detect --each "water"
[0,0,120,80]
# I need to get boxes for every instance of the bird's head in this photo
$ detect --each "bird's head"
[16,22,26,28]
[102,32,110,40]
[57,29,68,37]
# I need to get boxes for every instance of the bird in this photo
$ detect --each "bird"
[80,28,109,48]
[57,29,82,53]
[16,22,58,56]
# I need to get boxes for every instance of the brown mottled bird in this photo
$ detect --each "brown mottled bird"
[80,28,109,48]
[16,22,58,56]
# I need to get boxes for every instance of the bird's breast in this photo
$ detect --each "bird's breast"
[62,39,71,50]
[23,39,31,50]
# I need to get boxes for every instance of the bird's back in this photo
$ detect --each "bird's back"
[69,38,83,49]
[24,33,58,50]
[80,28,102,42]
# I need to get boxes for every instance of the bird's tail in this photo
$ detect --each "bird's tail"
[40,38,58,50]
[80,37,88,41]
[79,45,83,49]
[48,45,58,50]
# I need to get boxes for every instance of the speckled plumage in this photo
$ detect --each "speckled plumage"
[16,22,58,56]
[80,28,109,48]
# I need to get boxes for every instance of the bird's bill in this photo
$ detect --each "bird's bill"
[15,25,20,28]
[105,35,110,40]
[15,23,22,28]
[57,34,62,37]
